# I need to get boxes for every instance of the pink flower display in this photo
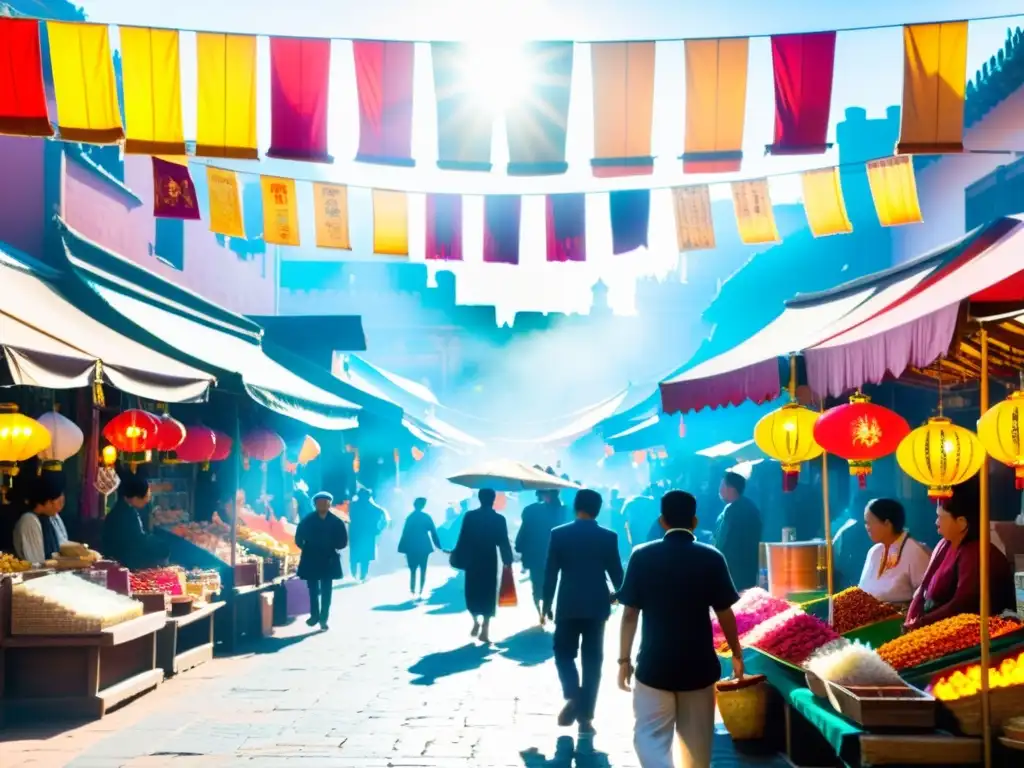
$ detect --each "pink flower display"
[712,588,792,650]
[752,611,841,666]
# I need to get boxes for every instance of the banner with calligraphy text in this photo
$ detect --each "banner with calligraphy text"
[313,182,351,249]
[866,156,923,227]
[260,175,301,246]
[152,157,199,220]
[205,167,245,238]
[671,185,716,251]
[731,179,780,245]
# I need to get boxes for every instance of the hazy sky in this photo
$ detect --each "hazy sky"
[77,0,1024,318]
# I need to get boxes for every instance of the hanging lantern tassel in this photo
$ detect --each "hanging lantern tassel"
[780,464,800,492]
[850,461,871,489]
[92,361,105,407]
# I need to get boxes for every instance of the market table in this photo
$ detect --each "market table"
[214,576,293,653]
[155,602,223,676]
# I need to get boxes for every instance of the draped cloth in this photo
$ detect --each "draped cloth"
[767,32,836,156]
[426,194,464,261]
[483,195,522,265]
[546,194,587,262]
[260,175,301,246]
[731,179,780,245]
[372,189,409,256]
[152,157,199,220]
[312,182,351,250]
[609,189,651,254]
[591,42,656,177]
[205,166,245,238]
[671,186,716,251]
[506,42,574,176]
[0,18,53,137]
[801,167,852,237]
[432,42,495,172]
[195,33,258,159]
[897,22,968,155]
[682,39,749,173]
[46,21,123,144]
[267,37,333,163]
[120,27,186,155]
[866,156,923,227]
[353,40,415,167]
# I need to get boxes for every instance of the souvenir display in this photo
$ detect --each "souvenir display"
[11,571,143,634]
[877,614,1022,671]
[831,586,902,634]
[806,639,904,687]
[751,610,841,666]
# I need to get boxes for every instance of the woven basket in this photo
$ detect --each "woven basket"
[716,674,768,740]
[942,684,1024,735]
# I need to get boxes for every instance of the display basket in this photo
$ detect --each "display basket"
[716,674,768,740]
[940,684,1024,736]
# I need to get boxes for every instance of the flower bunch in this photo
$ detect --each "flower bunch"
[712,588,792,650]
[752,611,841,666]
[831,587,902,634]
[806,639,903,687]
[878,614,1022,672]
[932,649,1024,701]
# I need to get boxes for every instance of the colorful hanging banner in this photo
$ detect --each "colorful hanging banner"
[120,27,186,156]
[195,33,258,159]
[801,167,852,237]
[260,175,301,246]
[205,166,245,238]
[312,182,351,250]
[609,189,651,255]
[0,18,53,137]
[767,32,836,155]
[506,42,574,176]
[267,37,333,163]
[372,189,409,256]
[152,157,199,220]
[897,22,968,155]
[483,195,522,265]
[432,42,495,172]
[591,42,656,177]
[353,40,415,167]
[46,21,123,144]
[731,179,780,245]
[866,155,924,227]
[546,193,587,262]
[682,38,749,173]
[671,185,716,251]
[426,194,464,261]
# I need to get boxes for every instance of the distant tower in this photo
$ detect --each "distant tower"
[590,279,611,317]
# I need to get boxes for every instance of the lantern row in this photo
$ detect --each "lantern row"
[0,18,973,175]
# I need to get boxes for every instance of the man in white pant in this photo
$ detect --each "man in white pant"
[615,490,745,768]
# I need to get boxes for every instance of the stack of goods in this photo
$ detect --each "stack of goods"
[750,610,842,666]
[151,507,188,526]
[44,542,102,570]
[168,522,247,563]
[831,587,902,634]
[237,526,290,558]
[806,640,904,687]
[11,572,143,634]
[878,614,1023,672]
[0,552,32,574]
[932,649,1024,735]
[932,649,1024,700]
[712,588,792,652]
[185,568,222,601]
[130,567,185,596]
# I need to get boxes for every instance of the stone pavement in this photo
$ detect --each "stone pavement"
[2,568,790,768]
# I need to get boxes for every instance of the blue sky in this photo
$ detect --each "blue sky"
[78,0,1024,318]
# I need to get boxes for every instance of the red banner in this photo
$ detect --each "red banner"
[546,194,587,263]
[0,19,52,137]
[152,157,200,220]
[425,194,463,261]
[267,37,333,163]
[483,195,521,265]
[353,40,415,167]
[767,32,836,155]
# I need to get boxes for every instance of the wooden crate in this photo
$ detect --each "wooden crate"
[826,681,936,730]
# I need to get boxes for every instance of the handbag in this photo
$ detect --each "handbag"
[498,565,518,608]
[449,547,465,571]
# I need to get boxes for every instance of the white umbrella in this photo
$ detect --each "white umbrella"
[448,459,581,492]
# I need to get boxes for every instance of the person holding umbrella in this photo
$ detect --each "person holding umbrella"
[295,491,348,631]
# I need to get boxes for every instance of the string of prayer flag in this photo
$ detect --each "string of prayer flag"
[609,189,651,255]
[312,182,351,250]
[205,167,245,237]
[591,42,657,177]
[353,40,416,167]
[801,167,852,237]
[194,33,258,159]
[483,195,522,265]
[120,27,186,155]
[866,155,923,226]
[767,32,836,155]
[506,42,574,176]
[426,194,464,261]
[152,157,199,220]
[260,175,301,246]
[546,194,587,262]
[432,43,495,172]
[267,37,333,163]
[46,21,123,144]
[0,18,53,137]
[671,186,716,251]
[372,189,409,256]
[732,179,780,245]
[682,39,749,173]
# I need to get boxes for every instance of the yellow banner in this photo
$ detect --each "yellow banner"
[683,38,749,172]
[195,33,258,160]
[120,27,185,155]
[372,189,408,256]
[897,22,968,155]
[866,156,924,227]
[47,22,123,144]
[206,166,245,238]
[313,183,351,250]
[731,179,780,245]
[671,186,716,251]
[591,41,656,172]
[260,176,300,247]
[801,168,853,237]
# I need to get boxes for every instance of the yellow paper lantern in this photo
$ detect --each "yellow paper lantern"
[0,403,52,500]
[896,416,985,500]
[296,435,321,465]
[753,402,824,491]
[977,390,1024,489]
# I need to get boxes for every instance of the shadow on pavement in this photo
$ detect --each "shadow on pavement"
[521,736,612,767]
[424,572,467,615]
[495,625,554,667]
[408,642,493,685]
[373,599,419,612]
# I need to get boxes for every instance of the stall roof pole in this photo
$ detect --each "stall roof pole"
[978,328,992,768]
[820,404,834,621]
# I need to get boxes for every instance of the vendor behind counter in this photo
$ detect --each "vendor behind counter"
[12,473,69,565]
[102,473,169,571]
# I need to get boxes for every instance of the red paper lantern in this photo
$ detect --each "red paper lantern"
[174,425,217,464]
[242,428,285,467]
[102,409,161,454]
[813,392,910,488]
[155,414,186,452]
[210,430,233,463]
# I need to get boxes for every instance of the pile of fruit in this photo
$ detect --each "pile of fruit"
[169,521,245,563]
[751,610,841,666]
[932,649,1024,701]
[831,587,902,634]
[237,526,290,558]
[151,507,187,526]
[130,567,185,596]
[712,588,792,651]
[878,614,1023,672]
[185,568,222,600]
[0,552,32,574]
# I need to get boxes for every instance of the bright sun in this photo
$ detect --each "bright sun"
[461,42,536,113]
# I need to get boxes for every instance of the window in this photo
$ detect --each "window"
[154,218,185,271]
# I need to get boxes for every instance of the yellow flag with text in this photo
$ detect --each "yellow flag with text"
[671,186,716,251]
[120,27,186,155]
[260,176,300,247]
[313,183,351,250]
[206,167,245,238]
[47,22,123,144]
[801,168,852,237]
[866,156,923,227]
[731,179,779,244]
[372,190,409,256]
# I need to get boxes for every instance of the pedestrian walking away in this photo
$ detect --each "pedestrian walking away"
[348,487,389,582]
[516,489,567,624]
[398,497,443,598]
[296,490,349,631]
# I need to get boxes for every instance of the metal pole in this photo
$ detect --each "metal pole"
[230,403,241,570]
[978,328,992,768]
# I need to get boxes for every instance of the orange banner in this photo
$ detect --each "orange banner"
[372,189,408,256]
[682,39,749,173]
[731,179,779,245]
[313,183,351,250]
[590,42,656,177]
[801,167,852,237]
[205,166,245,238]
[897,22,968,155]
[260,175,300,246]
[866,156,923,227]
[671,186,716,251]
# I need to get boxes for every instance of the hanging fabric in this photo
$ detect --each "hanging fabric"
[609,189,651,255]
[671,186,716,251]
[801,167,852,237]
[896,22,968,155]
[682,39,749,173]
[312,182,351,250]
[866,156,923,226]
[766,32,836,155]
[353,40,415,167]
[260,175,301,246]
[483,195,522,265]
[152,157,199,220]
[267,37,333,163]
[426,194,464,261]
[432,42,495,172]
[0,18,52,137]
[46,21,123,144]
[590,42,656,177]
[195,33,258,159]
[506,42,574,176]
[120,27,186,155]
[372,189,409,256]
[546,194,587,262]
[205,166,245,238]
[731,179,780,245]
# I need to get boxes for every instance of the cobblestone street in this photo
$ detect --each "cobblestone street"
[3,569,790,768]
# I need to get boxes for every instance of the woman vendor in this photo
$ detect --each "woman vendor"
[905,477,1017,631]
[13,474,69,565]
[858,498,930,605]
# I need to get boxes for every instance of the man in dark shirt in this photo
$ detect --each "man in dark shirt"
[102,474,167,571]
[714,470,763,591]
[515,490,566,624]
[618,490,743,768]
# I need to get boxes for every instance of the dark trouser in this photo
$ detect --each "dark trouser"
[528,567,545,607]
[407,553,428,593]
[351,555,371,581]
[553,618,606,721]
[306,578,333,623]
